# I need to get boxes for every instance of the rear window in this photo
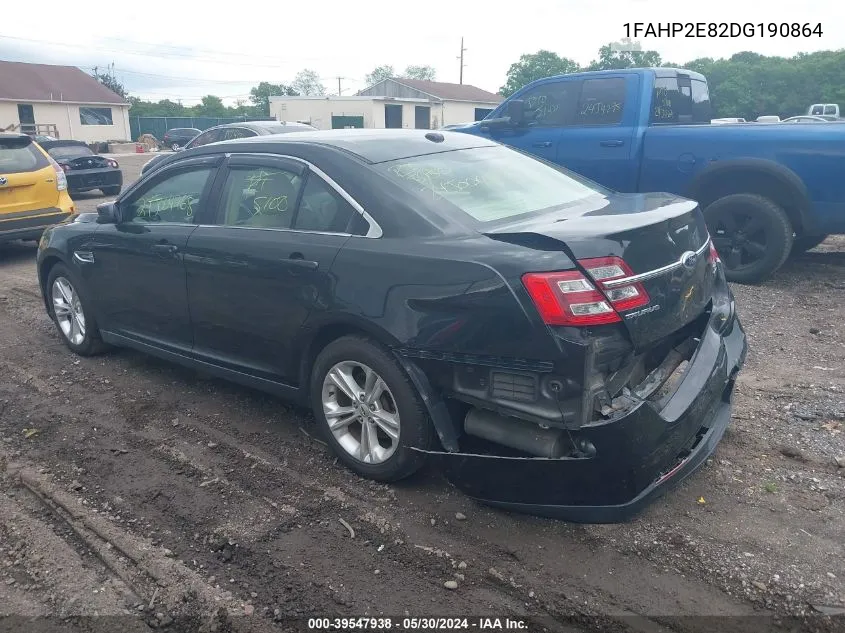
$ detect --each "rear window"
[379,145,605,224]
[47,145,95,160]
[651,76,711,124]
[0,137,50,174]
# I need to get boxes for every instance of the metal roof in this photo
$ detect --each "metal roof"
[357,78,503,103]
[0,60,128,105]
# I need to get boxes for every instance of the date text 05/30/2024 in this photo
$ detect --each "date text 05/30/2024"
[624,22,823,38]
[307,617,529,631]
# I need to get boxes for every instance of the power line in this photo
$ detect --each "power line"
[0,34,342,68]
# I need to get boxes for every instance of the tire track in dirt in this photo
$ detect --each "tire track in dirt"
[0,275,784,633]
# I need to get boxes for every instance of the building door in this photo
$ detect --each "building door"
[414,106,430,129]
[474,108,493,121]
[17,104,35,134]
[385,104,403,128]
[331,115,364,129]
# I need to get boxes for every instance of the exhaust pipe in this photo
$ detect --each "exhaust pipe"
[464,408,568,458]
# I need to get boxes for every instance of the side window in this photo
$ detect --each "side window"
[218,166,303,229]
[518,80,580,127]
[221,128,256,141]
[575,78,625,125]
[123,168,213,224]
[294,174,356,233]
[824,105,837,115]
[651,77,694,124]
[189,129,222,148]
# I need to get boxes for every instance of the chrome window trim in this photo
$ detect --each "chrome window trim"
[219,152,383,238]
[602,240,710,288]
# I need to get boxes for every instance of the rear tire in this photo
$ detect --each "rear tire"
[791,234,828,255]
[310,335,434,482]
[46,263,108,356]
[704,193,793,284]
[101,186,121,196]
[171,143,180,151]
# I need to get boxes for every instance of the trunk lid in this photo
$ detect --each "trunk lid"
[486,192,714,349]
[65,155,109,170]
[0,137,59,216]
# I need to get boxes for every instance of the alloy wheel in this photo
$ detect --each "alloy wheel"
[321,361,401,464]
[708,210,768,272]
[52,277,86,346]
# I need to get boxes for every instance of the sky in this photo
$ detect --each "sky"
[1,0,842,105]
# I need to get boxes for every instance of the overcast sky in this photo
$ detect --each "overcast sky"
[1,0,841,104]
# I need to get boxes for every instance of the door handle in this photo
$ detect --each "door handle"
[151,243,179,256]
[599,140,625,147]
[531,141,553,148]
[287,253,319,270]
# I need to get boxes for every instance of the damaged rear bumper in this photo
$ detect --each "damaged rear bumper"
[416,306,747,523]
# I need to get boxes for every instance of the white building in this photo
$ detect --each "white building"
[0,61,131,143]
[270,78,502,130]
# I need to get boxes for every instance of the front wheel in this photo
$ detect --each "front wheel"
[47,264,107,356]
[171,142,180,151]
[704,193,793,284]
[310,335,434,482]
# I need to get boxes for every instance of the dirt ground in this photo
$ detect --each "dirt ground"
[0,154,843,633]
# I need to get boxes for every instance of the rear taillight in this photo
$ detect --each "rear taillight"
[707,241,720,264]
[522,256,649,327]
[47,156,68,191]
[107,159,119,168]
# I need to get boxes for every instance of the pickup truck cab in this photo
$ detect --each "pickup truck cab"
[455,68,845,283]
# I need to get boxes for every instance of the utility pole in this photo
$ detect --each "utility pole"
[457,37,467,84]
[337,76,343,96]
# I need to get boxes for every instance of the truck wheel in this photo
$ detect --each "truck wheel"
[791,234,828,255]
[704,193,793,284]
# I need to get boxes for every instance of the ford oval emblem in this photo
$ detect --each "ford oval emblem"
[680,251,697,270]
[0,176,7,186]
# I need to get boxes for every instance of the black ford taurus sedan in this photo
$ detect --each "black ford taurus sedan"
[39,140,122,196]
[36,130,747,522]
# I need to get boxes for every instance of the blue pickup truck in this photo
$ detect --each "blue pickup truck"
[454,68,845,283]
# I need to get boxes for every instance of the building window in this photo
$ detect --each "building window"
[79,107,114,125]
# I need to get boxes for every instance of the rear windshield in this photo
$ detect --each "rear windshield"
[0,137,50,174]
[378,145,605,224]
[47,145,95,160]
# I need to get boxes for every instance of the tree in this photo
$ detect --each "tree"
[587,42,662,71]
[92,66,127,99]
[194,95,227,117]
[249,82,299,116]
[365,65,395,87]
[499,51,580,97]
[403,65,436,81]
[292,69,326,96]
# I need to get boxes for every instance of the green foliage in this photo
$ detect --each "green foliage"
[586,44,662,71]
[249,82,299,115]
[403,65,436,81]
[365,65,395,87]
[499,50,580,97]
[292,69,326,96]
[679,50,845,120]
[92,66,127,99]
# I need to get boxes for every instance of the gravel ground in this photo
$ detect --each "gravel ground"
[0,154,843,632]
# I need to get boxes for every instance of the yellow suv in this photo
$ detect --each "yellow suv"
[0,133,75,243]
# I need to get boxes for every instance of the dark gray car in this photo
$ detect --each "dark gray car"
[141,121,316,176]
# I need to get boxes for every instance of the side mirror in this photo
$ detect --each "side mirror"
[96,201,119,224]
[507,99,526,126]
